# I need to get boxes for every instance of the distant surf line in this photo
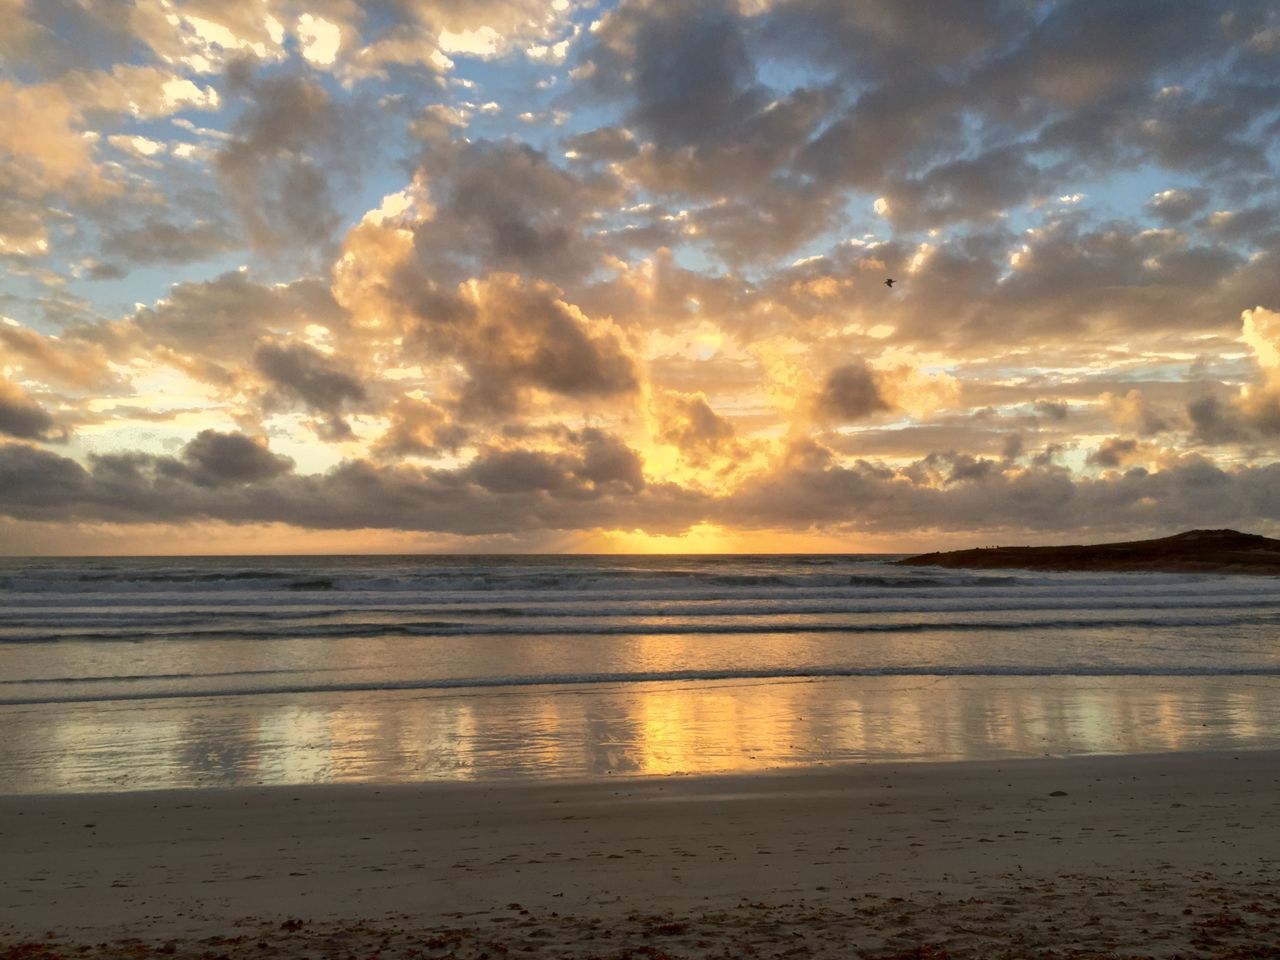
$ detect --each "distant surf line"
[2,608,1278,644]
[5,664,1280,706]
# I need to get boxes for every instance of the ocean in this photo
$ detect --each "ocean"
[2,554,1278,793]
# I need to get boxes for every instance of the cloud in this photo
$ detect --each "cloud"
[1189,307,1280,443]
[462,431,644,497]
[0,429,680,534]
[99,216,238,267]
[130,271,346,382]
[1035,400,1070,421]
[1236,305,1280,432]
[878,219,1275,352]
[345,0,575,77]
[1147,188,1210,223]
[890,148,1045,231]
[373,398,469,458]
[253,341,367,439]
[1087,436,1143,468]
[360,264,639,419]
[0,379,62,441]
[5,424,1280,541]
[0,76,118,255]
[1104,389,1171,435]
[813,361,892,422]
[723,442,1280,538]
[450,276,639,417]
[0,323,116,391]
[1187,394,1249,444]
[979,0,1227,109]
[574,1,836,259]
[656,391,739,464]
[404,138,625,285]
[215,68,364,259]
[1204,206,1279,244]
[59,63,220,119]
[590,0,766,152]
[4,0,1280,552]
[177,429,293,486]
[0,80,97,192]
[0,443,91,520]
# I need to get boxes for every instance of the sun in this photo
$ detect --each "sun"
[594,523,860,554]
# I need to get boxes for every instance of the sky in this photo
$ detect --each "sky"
[2,0,1280,555]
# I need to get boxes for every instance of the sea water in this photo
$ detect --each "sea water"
[1,554,1278,793]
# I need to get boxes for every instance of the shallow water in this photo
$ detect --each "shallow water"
[2,554,1277,793]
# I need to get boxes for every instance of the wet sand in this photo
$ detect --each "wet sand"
[3,751,1279,958]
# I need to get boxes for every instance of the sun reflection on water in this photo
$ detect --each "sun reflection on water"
[4,676,1279,794]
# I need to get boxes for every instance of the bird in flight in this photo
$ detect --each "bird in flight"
[884,278,895,288]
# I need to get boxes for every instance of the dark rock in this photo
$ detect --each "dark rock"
[897,529,1280,575]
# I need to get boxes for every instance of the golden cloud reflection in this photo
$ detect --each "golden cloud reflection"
[3,677,1280,794]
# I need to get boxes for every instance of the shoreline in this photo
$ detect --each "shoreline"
[8,673,1280,795]
[4,748,1278,955]
[5,742,1279,802]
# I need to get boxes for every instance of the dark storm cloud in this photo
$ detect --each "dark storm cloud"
[814,361,891,422]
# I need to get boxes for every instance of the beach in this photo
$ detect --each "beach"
[4,555,1279,956]
[4,750,1279,957]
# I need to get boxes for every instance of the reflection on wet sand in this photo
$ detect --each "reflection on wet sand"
[3,675,1279,794]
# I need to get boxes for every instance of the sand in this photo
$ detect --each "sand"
[3,751,1279,958]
